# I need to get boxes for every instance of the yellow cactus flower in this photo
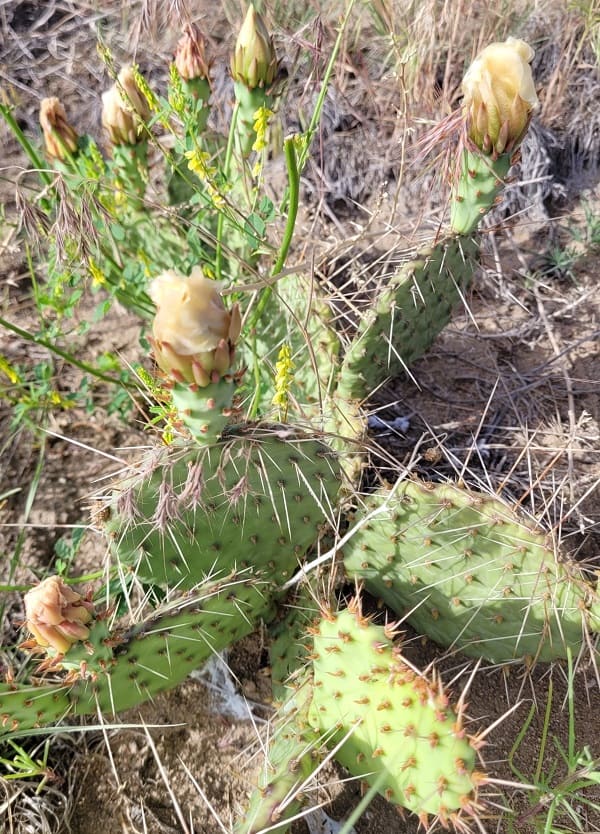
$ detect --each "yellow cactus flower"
[462,37,538,155]
[39,97,79,160]
[24,576,93,655]
[231,4,277,89]
[101,65,151,145]
[149,267,241,386]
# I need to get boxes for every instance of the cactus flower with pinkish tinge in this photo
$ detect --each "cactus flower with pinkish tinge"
[149,267,241,387]
[24,576,93,655]
[39,97,79,160]
[175,22,211,81]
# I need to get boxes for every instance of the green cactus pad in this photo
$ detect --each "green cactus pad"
[336,235,479,402]
[70,572,276,715]
[450,149,512,236]
[277,277,341,412]
[0,682,72,734]
[343,480,600,662]
[308,606,481,826]
[237,676,321,834]
[2,573,276,736]
[171,377,237,443]
[106,425,341,590]
[237,274,341,421]
[233,81,272,157]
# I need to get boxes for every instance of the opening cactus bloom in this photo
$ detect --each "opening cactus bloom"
[24,576,93,655]
[175,22,210,81]
[149,268,241,386]
[39,97,79,160]
[101,65,151,146]
[462,37,538,155]
[231,4,277,89]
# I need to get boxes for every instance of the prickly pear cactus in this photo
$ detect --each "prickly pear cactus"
[106,425,341,590]
[450,151,512,235]
[70,573,276,714]
[336,235,480,403]
[168,376,240,443]
[5,572,279,733]
[0,682,71,734]
[307,603,484,829]
[343,480,600,662]
[237,599,322,834]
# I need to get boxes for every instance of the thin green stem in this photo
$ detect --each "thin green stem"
[244,0,355,334]
[566,649,575,767]
[339,771,387,834]
[247,330,263,420]
[246,135,300,333]
[0,317,138,391]
[272,136,300,277]
[216,100,241,281]
[0,103,53,186]
[534,677,553,784]
[297,0,357,173]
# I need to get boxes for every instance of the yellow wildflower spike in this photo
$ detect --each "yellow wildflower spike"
[272,343,295,420]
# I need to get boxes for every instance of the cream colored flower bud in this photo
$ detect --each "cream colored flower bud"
[175,23,210,81]
[24,576,93,655]
[462,37,538,155]
[150,267,241,386]
[231,4,277,89]
[39,97,79,160]
[101,65,151,146]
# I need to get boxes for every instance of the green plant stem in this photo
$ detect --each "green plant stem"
[0,317,138,391]
[0,104,52,187]
[296,0,357,173]
[340,772,387,833]
[216,100,240,282]
[246,136,300,334]
[535,678,553,784]
[245,0,355,334]
[272,137,300,277]
[246,331,263,421]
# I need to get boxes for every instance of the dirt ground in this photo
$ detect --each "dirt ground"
[1,2,600,833]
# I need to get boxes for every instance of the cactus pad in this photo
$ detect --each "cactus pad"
[170,377,238,443]
[450,150,512,236]
[236,593,323,834]
[4,572,277,735]
[343,480,600,662]
[0,682,71,734]
[307,605,482,828]
[70,572,276,715]
[106,426,341,590]
[336,235,479,402]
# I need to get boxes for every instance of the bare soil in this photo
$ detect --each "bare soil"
[1,2,599,833]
